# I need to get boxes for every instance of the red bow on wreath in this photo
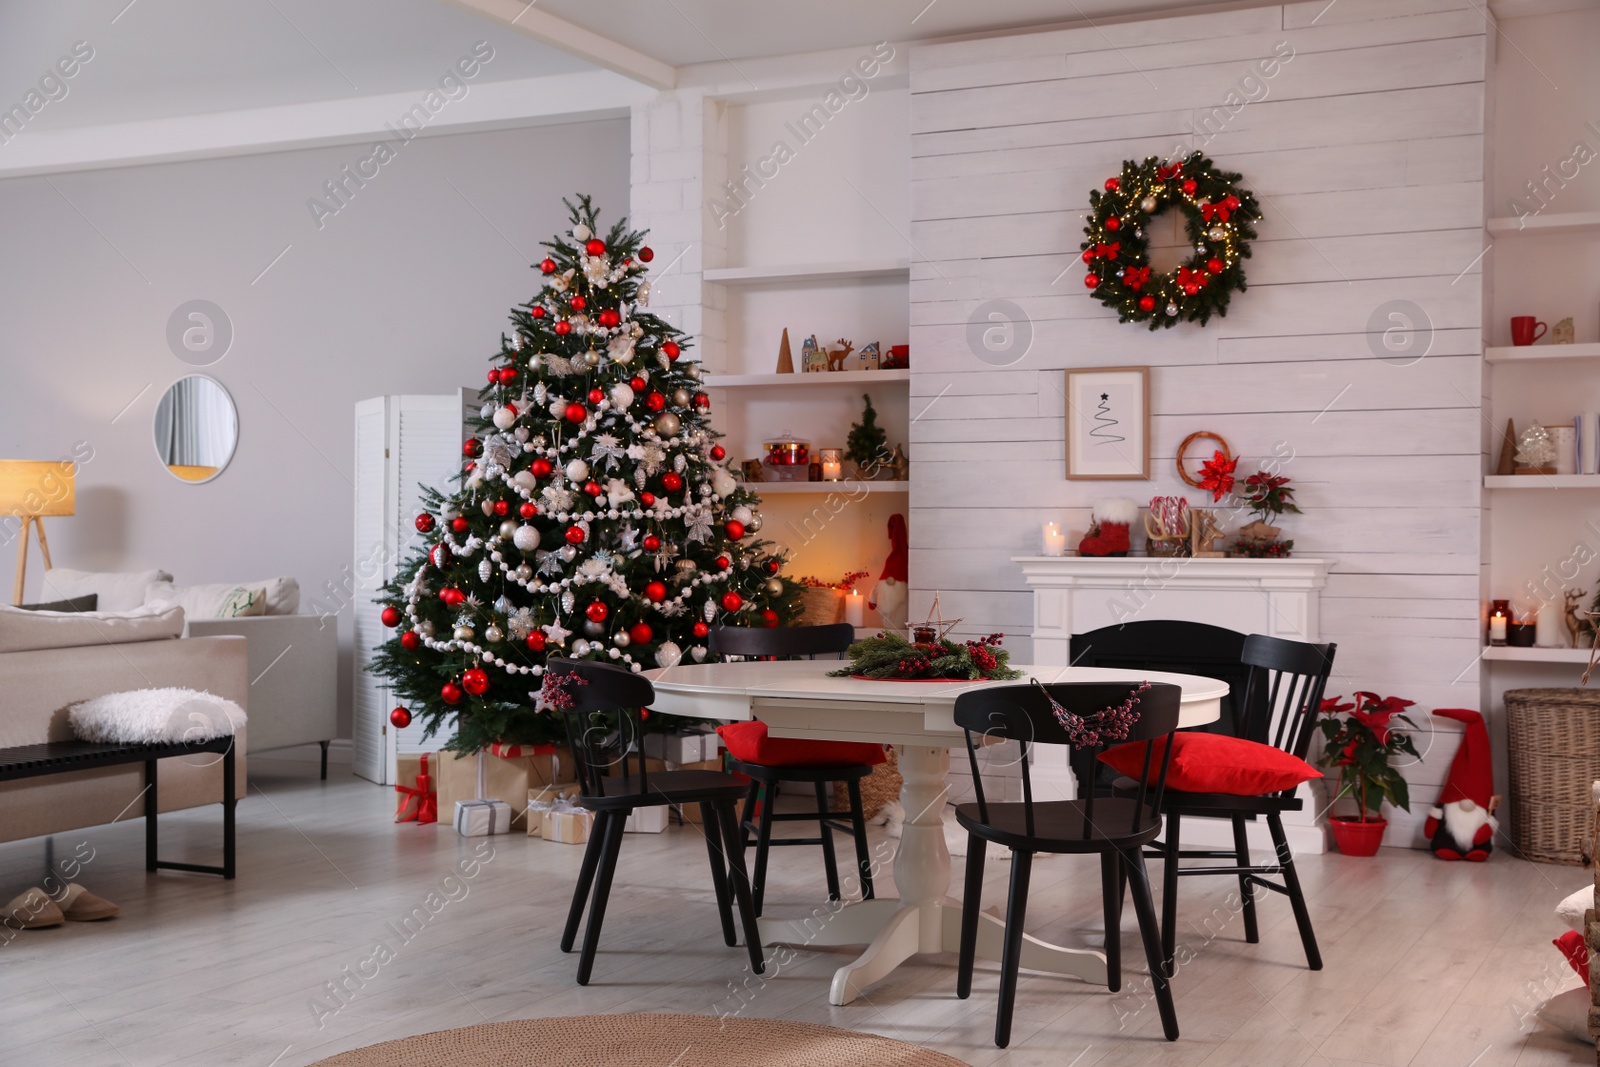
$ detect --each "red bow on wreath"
[1156,162,1183,181]
[1200,194,1241,223]
[1197,450,1237,502]
[1176,266,1209,294]
[1092,241,1120,261]
[1121,265,1151,290]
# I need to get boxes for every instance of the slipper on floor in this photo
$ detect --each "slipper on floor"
[3,888,65,930]
[57,883,118,922]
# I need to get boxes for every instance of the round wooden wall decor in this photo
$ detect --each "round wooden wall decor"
[1080,151,1261,329]
[1176,431,1232,488]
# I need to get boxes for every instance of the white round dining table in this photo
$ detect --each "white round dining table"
[646,660,1227,1006]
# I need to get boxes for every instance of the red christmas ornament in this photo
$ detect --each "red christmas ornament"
[714,555,730,571]
[520,501,537,519]
[380,606,401,627]
[662,341,680,360]
[639,246,654,262]
[642,534,661,552]
[584,481,603,497]
[1081,249,1095,263]
[1104,217,1121,232]
[451,516,470,534]
[390,707,412,729]
[564,402,587,424]
[415,513,435,533]
[661,471,683,492]
[1182,179,1198,195]
[530,306,546,319]
[1139,295,1156,312]
[540,258,556,274]
[441,682,463,705]
[585,238,606,256]
[692,621,709,638]
[597,309,620,328]
[439,586,463,607]
[498,367,517,384]
[1183,284,1199,296]
[645,581,667,603]
[709,445,726,462]
[645,392,666,412]
[639,492,656,507]
[492,499,510,517]
[765,560,780,575]
[462,668,489,696]
[570,295,587,311]
[629,376,646,392]
[587,388,605,405]
[585,601,609,623]
[526,630,547,652]
[400,630,421,651]
[725,520,745,540]
[463,439,482,458]
[531,457,553,477]
[487,368,500,383]
[1206,258,1224,274]
[721,591,744,613]
[762,609,780,627]
[1084,274,1100,289]
[553,320,571,336]
[1106,177,1121,192]
[693,394,710,409]
[628,622,653,645]
[565,525,586,545]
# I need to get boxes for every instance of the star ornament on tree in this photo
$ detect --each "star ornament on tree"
[1197,450,1238,501]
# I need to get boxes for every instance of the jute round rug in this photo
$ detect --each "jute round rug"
[308,1013,966,1066]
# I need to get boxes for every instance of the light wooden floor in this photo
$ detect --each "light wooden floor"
[0,758,1593,1067]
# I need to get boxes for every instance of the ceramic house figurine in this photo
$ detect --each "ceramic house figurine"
[1553,317,1575,344]
[857,341,881,371]
[801,334,827,373]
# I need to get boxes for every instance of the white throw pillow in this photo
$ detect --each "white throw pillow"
[1535,986,1593,1042]
[216,587,267,618]
[0,604,185,654]
[1557,885,1592,933]
[41,568,174,613]
[69,687,245,744]
[242,576,300,615]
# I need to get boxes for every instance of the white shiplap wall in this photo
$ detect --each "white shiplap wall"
[907,0,1488,841]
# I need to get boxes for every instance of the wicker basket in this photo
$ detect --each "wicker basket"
[799,586,844,626]
[834,746,901,820]
[1505,688,1600,866]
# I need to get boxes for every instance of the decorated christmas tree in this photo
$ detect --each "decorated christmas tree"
[372,196,798,753]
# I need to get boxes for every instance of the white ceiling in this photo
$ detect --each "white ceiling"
[0,0,595,130]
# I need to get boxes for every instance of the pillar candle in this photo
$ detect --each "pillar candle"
[844,590,865,627]
[1042,522,1067,556]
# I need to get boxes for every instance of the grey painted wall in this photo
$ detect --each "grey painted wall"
[0,117,630,738]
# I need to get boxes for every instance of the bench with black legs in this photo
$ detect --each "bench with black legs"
[0,738,238,879]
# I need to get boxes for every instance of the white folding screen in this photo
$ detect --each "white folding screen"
[351,391,474,783]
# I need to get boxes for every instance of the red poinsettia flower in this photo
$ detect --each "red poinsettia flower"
[1121,265,1151,290]
[1350,691,1415,745]
[1320,696,1355,716]
[1197,450,1237,502]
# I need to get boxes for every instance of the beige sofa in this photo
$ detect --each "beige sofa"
[0,635,249,845]
[188,616,336,768]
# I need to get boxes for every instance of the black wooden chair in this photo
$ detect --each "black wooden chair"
[1073,623,1335,971]
[708,623,880,915]
[548,658,765,984]
[953,681,1184,1046]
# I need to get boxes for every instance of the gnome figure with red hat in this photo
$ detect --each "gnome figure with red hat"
[1424,707,1499,861]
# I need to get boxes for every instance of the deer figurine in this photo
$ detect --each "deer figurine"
[1565,588,1589,648]
[825,338,855,371]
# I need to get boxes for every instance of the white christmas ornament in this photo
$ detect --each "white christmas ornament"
[732,505,753,525]
[691,646,707,663]
[711,470,737,498]
[513,525,541,552]
[565,458,589,481]
[512,470,538,492]
[493,405,518,430]
[609,382,635,409]
[655,641,683,668]
[573,223,591,241]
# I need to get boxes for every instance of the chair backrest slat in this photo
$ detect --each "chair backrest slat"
[1236,634,1337,793]
[545,658,657,799]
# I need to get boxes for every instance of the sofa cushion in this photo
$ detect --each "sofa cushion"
[146,578,297,617]
[244,576,300,615]
[0,604,185,654]
[68,686,245,744]
[17,594,97,612]
[40,568,173,612]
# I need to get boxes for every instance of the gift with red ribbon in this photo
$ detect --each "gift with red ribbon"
[395,752,438,824]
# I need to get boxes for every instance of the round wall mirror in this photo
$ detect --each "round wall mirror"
[153,375,238,483]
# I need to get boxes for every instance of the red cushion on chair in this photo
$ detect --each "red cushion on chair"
[1097,733,1322,796]
[716,720,886,768]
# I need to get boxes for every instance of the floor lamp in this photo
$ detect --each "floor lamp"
[0,460,76,606]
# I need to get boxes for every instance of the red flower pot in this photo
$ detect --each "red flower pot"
[1328,816,1387,857]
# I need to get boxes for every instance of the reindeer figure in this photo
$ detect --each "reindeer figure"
[825,338,855,372]
[1565,588,1589,648]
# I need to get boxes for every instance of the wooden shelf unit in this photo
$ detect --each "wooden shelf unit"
[1484,475,1600,489]
[703,369,909,388]
[1484,342,1600,364]
[1481,645,1590,663]
[1486,210,1600,236]
[702,259,911,285]
[747,480,909,495]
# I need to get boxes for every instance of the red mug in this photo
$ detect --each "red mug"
[1511,316,1547,346]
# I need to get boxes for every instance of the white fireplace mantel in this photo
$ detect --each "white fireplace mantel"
[1012,554,1332,854]
[1014,556,1331,666]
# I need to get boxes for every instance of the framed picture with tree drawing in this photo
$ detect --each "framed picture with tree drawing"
[1064,366,1150,480]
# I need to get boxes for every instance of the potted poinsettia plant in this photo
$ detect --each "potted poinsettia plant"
[1316,692,1420,856]
[1234,467,1301,558]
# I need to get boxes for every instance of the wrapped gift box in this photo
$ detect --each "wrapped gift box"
[540,807,594,844]
[437,746,572,831]
[642,732,722,766]
[394,752,438,824]
[527,784,579,836]
[453,799,512,837]
[625,805,669,833]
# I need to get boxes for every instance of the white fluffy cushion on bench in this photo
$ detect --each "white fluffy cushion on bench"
[69,688,246,744]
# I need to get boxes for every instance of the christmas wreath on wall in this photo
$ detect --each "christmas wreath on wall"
[1081,152,1261,330]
